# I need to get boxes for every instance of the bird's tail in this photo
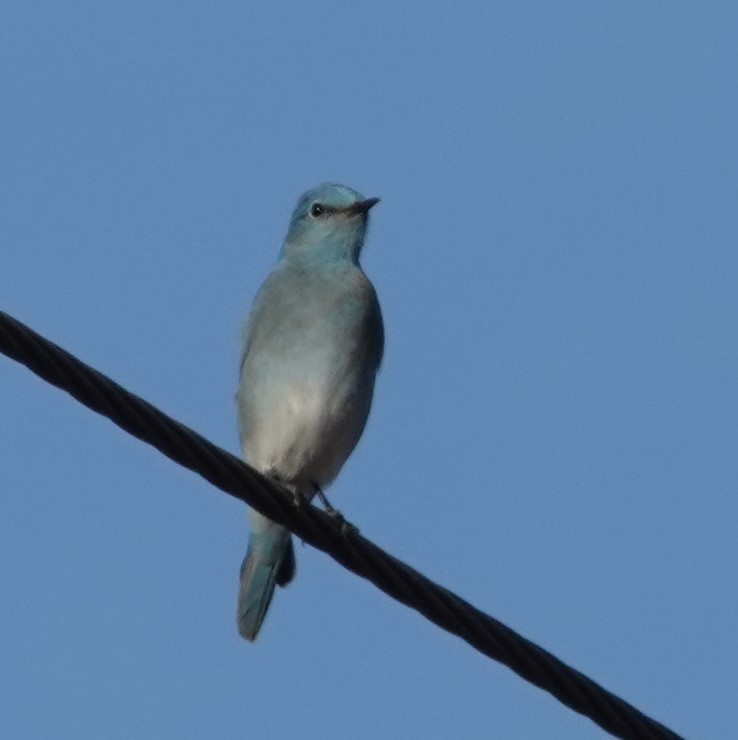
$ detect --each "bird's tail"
[237,520,295,642]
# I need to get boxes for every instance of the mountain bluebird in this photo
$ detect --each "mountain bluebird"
[235,183,384,641]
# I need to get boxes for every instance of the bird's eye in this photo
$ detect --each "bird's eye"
[310,203,325,217]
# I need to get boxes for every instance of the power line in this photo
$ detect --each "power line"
[0,309,682,740]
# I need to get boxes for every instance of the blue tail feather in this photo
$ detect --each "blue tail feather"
[237,529,294,641]
[276,537,296,586]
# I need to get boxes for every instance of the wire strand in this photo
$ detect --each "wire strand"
[0,310,683,740]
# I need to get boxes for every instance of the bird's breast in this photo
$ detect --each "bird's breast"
[237,262,380,487]
[243,371,368,487]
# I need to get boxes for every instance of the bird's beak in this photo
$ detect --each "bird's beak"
[348,197,381,215]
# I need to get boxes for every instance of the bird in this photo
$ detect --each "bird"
[235,183,384,641]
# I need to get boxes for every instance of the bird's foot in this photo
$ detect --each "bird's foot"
[338,518,359,537]
[267,469,307,510]
[312,482,341,516]
[311,482,358,536]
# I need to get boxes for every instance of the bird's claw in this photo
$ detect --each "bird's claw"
[339,519,359,537]
[310,481,358,535]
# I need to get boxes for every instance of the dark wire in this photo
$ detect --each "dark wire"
[0,310,683,740]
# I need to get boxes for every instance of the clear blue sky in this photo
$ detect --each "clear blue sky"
[1,3,736,738]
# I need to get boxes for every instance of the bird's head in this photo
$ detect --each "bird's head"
[281,183,380,264]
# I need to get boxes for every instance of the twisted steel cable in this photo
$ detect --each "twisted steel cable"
[0,310,682,740]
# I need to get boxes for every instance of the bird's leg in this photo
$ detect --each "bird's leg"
[311,482,359,536]
[311,482,340,516]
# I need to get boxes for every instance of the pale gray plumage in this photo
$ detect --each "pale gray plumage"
[235,183,383,641]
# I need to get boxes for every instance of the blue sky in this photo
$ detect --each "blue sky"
[2,3,736,738]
